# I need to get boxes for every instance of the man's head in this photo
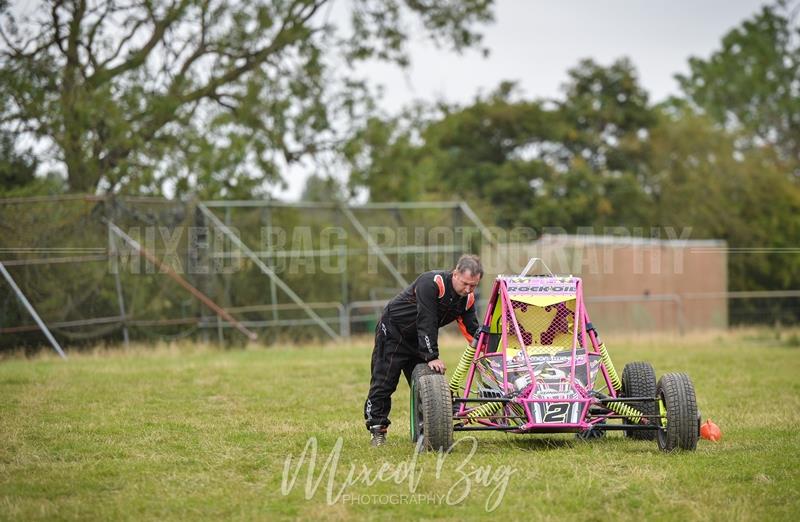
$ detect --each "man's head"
[451,254,483,297]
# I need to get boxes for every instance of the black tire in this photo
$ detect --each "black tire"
[621,362,658,440]
[576,420,606,440]
[410,363,453,451]
[656,372,699,452]
[409,364,439,442]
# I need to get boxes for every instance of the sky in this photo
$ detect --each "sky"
[276,0,771,200]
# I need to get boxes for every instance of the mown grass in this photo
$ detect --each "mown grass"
[1,330,799,521]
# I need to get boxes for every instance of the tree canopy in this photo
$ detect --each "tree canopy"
[677,1,800,171]
[346,59,659,229]
[0,0,494,196]
[346,38,800,292]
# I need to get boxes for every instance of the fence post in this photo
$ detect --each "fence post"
[339,245,349,338]
[109,230,130,348]
[262,204,279,324]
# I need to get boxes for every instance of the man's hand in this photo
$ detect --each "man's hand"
[428,358,446,374]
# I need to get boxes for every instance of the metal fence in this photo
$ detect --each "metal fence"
[1,195,496,353]
[2,194,798,358]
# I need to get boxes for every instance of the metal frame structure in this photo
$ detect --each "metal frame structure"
[0,196,497,347]
[195,199,497,341]
[196,202,340,340]
[2,194,798,350]
[0,261,67,359]
[105,217,258,342]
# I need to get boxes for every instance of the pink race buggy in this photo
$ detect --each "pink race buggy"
[410,259,700,452]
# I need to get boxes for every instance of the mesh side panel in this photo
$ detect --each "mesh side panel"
[504,298,579,350]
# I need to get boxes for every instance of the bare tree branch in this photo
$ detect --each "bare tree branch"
[65,0,87,68]
[82,0,115,72]
[169,0,209,84]
[179,0,326,107]
[88,0,192,87]
[50,0,69,57]
[98,14,147,69]
[0,16,26,56]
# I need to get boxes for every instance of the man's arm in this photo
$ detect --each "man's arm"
[462,303,480,338]
[416,275,440,363]
[455,295,481,344]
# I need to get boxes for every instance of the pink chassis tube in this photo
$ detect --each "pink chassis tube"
[457,279,499,417]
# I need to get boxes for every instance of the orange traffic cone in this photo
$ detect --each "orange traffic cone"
[700,419,722,441]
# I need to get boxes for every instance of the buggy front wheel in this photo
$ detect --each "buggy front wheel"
[410,363,453,451]
[656,373,699,452]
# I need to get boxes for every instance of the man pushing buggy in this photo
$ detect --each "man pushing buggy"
[364,254,483,446]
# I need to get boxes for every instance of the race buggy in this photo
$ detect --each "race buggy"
[410,259,700,452]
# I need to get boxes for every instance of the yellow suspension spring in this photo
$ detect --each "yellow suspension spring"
[599,343,622,392]
[606,401,645,424]
[510,403,527,426]
[466,401,502,420]
[449,344,477,395]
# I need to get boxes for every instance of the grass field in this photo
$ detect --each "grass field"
[1,330,800,521]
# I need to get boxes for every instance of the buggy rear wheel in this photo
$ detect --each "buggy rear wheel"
[656,373,699,452]
[410,363,453,451]
[621,362,658,440]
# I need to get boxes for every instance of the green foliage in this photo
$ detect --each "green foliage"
[347,61,658,230]
[345,103,447,202]
[648,106,800,292]
[560,57,655,174]
[0,131,65,197]
[0,131,36,191]
[0,174,65,198]
[676,1,800,168]
[347,47,800,295]
[300,174,346,203]
[0,0,495,197]
[670,0,800,301]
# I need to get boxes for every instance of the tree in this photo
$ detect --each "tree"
[344,109,434,202]
[0,130,36,190]
[551,57,656,228]
[676,1,800,172]
[300,173,345,202]
[648,106,800,288]
[348,60,658,230]
[346,82,568,225]
[0,0,494,196]
[559,58,655,178]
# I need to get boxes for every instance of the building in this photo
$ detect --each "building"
[481,234,728,333]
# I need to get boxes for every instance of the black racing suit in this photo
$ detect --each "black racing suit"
[364,270,480,430]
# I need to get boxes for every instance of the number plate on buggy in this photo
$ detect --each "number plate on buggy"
[533,402,581,424]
